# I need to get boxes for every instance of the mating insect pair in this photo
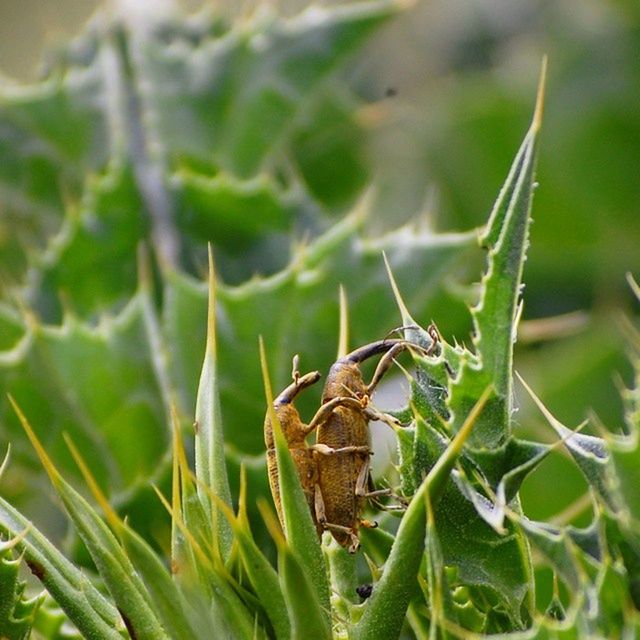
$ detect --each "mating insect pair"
[264,333,437,553]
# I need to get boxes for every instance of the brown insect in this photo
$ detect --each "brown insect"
[315,336,437,552]
[264,357,369,532]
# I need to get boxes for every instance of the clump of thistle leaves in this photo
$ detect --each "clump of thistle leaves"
[1,2,640,639]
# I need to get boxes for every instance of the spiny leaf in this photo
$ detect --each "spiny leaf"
[197,471,291,640]
[517,372,619,514]
[0,34,111,287]
[169,403,202,590]
[608,429,640,528]
[423,494,457,639]
[291,88,370,210]
[519,518,596,603]
[121,524,208,640]
[153,485,257,639]
[448,58,547,449]
[0,496,124,639]
[0,531,45,640]
[458,438,551,532]
[65,427,205,640]
[194,245,233,562]
[172,170,292,246]
[353,387,492,640]
[0,291,171,547]
[30,597,84,640]
[278,542,332,640]
[259,498,331,640]
[1,0,406,305]
[394,402,534,622]
[161,426,223,611]
[10,397,168,640]
[130,0,406,175]
[33,161,148,319]
[324,537,358,627]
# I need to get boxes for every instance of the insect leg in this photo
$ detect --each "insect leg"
[303,395,363,436]
[310,443,372,456]
[366,329,441,395]
[314,484,360,552]
[354,457,391,500]
[365,342,413,394]
[362,405,402,429]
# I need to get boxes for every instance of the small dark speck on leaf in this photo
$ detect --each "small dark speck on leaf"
[118,608,137,639]
[356,583,373,600]
[385,87,397,97]
[26,559,46,581]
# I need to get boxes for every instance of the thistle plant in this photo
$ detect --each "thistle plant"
[0,1,639,639]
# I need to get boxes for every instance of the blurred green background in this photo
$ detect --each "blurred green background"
[1,0,639,610]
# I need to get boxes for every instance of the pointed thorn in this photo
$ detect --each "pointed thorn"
[7,395,60,485]
[206,243,217,356]
[170,402,184,528]
[383,252,413,327]
[257,497,286,549]
[0,444,10,480]
[352,185,376,226]
[515,371,563,431]
[259,336,275,408]
[626,272,640,301]
[0,526,32,552]
[153,483,213,570]
[338,285,349,359]
[238,463,249,527]
[63,432,121,533]
[532,55,548,133]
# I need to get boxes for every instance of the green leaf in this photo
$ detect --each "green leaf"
[158,469,259,640]
[31,596,83,639]
[324,537,358,626]
[448,60,546,449]
[0,497,124,639]
[118,524,205,640]
[290,88,369,210]
[353,387,491,640]
[0,37,112,287]
[193,248,233,561]
[10,400,168,640]
[207,471,290,640]
[34,161,148,319]
[0,0,408,314]
[422,497,458,638]
[517,373,619,514]
[173,170,292,246]
[227,518,290,640]
[1,295,168,487]
[278,542,331,640]
[0,533,45,640]
[0,292,171,546]
[458,437,551,532]
[519,518,595,602]
[395,408,534,623]
[130,0,403,176]
[471,438,551,503]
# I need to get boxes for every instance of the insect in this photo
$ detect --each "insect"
[315,335,437,552]
[264,356,370,532]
